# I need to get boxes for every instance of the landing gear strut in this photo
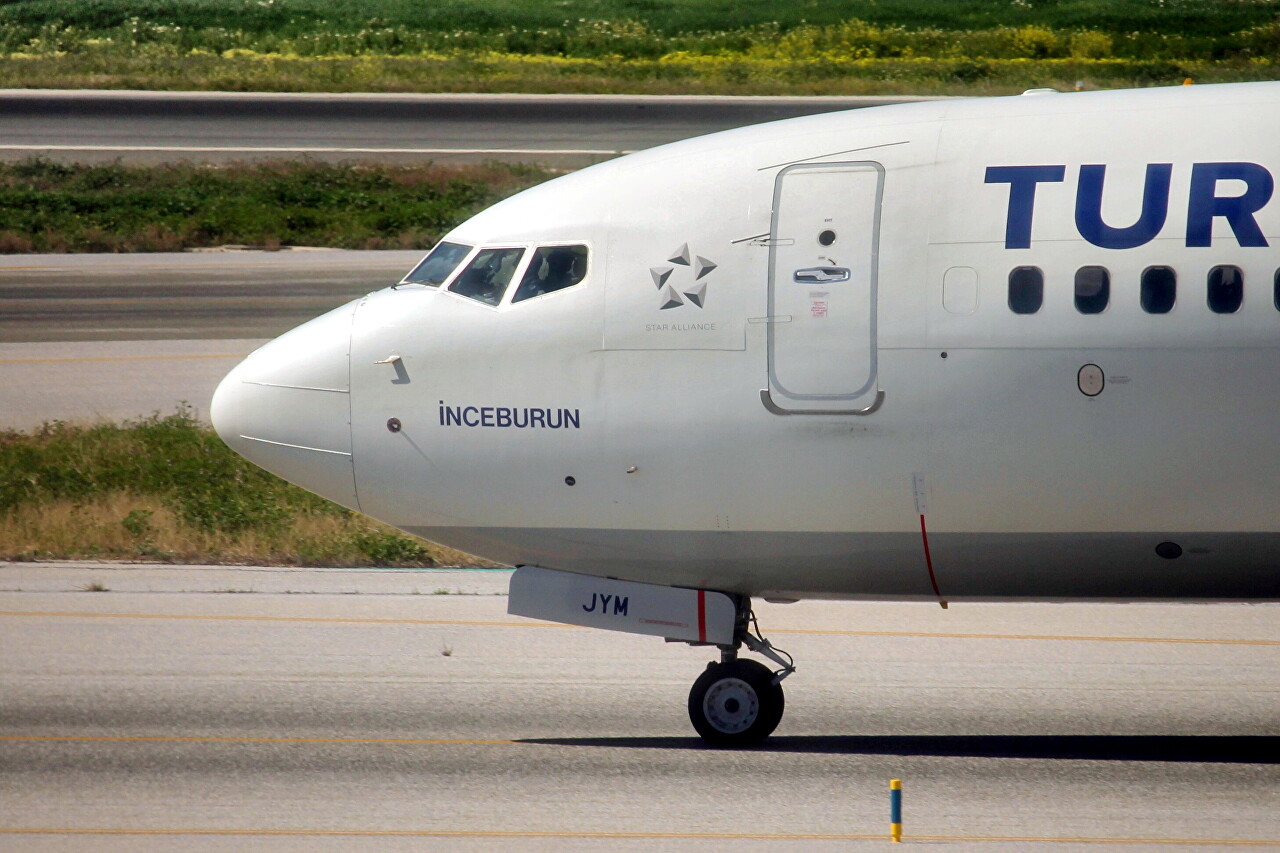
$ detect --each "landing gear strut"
[687,596,795,746]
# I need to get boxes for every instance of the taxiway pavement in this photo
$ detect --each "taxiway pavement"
[0,90,937,168]
[0,251,420,430]
[1,565,1277,851]
[0,250,420,343]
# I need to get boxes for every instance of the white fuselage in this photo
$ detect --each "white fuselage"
[212,82,1280,602]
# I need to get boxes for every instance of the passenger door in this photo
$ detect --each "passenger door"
[767,161,883,412]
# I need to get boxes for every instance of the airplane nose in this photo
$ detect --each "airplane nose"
[211,300,360,511]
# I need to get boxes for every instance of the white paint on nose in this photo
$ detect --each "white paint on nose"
[211,300,360,511]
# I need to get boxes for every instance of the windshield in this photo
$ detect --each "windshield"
[402,242,472,287]
[449,247,525,306]
[512,245,588,303]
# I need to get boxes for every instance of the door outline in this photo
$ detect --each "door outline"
[766,160,884,407]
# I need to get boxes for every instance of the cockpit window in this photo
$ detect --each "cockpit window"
[512,245,588,303]
[449,247,525,306]
[402,241,472,287]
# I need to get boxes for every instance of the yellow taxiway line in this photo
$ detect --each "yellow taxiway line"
[0,611,565,629]
[0,828,1277,845]
[1,609,1277,647]
[781,627,1280,646]
[0,353,248,365]
[0,735,512,746]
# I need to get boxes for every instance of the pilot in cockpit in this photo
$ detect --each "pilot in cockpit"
[513,245,587,303]
[452,258,504,304]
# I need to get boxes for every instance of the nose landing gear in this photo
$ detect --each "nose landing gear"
[687,599,794,746]
[507,567,793,746]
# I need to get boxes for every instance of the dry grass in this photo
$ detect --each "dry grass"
[0,409,494,567]
[0,492,490,567]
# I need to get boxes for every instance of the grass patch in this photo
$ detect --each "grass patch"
[0,159,553,253]
[2,0,1277,51]
[1,1,1278,94]
[0,407,493,567]
[1,51,1269,97]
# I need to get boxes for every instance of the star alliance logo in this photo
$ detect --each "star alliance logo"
[650,243,717,310]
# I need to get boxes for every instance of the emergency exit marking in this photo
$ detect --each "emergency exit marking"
[810,291,830,318]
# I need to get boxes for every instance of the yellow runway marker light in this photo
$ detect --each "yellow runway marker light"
[890,778,903,843]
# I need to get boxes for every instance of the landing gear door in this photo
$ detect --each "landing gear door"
[767,161,883,412]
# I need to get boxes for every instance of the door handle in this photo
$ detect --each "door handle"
[793,267,851,283]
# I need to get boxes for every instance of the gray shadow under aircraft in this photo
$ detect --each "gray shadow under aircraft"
[519,735,1280,764]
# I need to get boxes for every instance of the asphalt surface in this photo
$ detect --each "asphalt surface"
[1,565,1278,851]
[0,250,420,343]
[0,90,937,167]
[0,251,421,429]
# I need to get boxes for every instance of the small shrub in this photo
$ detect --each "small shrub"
[170,481,289,535]
[352,529,430,565]
[1237,21,1280,57]
[1070,31,1113,60]
[950,60,993,82]
[121,508,153,539]
[1008,26,1062,59]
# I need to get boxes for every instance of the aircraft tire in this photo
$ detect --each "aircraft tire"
[688,658,784,746]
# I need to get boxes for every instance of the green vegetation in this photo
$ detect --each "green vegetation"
[2,0,1277,48]
[0,160,552,253]
[1,0,1278,94]
[0,407,490,566]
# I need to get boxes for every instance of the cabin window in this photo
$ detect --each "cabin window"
[449,247,525,306]
[402,241,472,287]
[1274,269,1280,311]
[1008,266,1043,314]
[1074,266,1110,314]
[512,245,588,303]
[1207,265,1243,314]
[1140,266,1176,314]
